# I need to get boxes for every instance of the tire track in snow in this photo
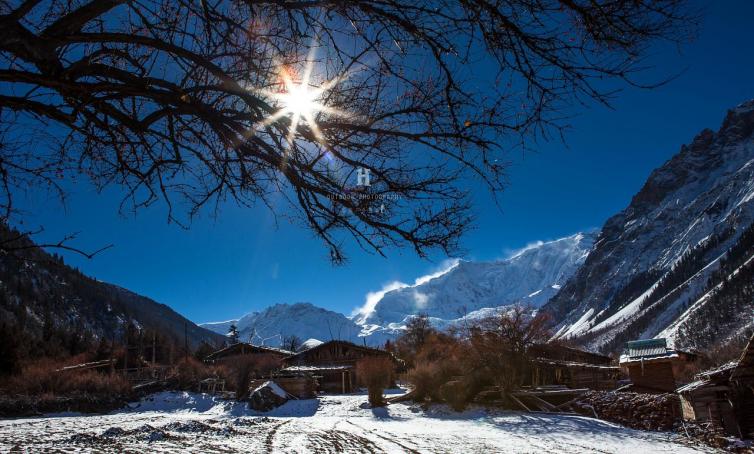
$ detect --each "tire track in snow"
[299,423,380,454]
[344,420,420,453]
[265,419,291,452]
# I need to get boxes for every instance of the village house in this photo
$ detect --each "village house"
[677,362,738,435]
[619,338,697,393]
[204,342,293,364]
[278,340,399,394]
[730,335,754,438]
[677,334,754,439]
[526,343,622,390]
[492,344,622,413]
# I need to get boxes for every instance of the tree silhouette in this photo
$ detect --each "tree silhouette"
[0,0,694,262]
[281,335,302,352]
[227,324,239,344]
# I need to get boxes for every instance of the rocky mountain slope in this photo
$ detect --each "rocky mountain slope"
[0,225,224,353]
[355,232,596,336]
[545,100,754,353]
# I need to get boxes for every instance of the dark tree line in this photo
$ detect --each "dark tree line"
[676,257,754,353]
[0,223,224,375]
[0,0,695,262]
[676,221,754,351]
[595,221,754,355]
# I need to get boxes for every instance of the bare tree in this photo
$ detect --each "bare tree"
[281,334,302,352]
[400,313,433,348]
[465,305,551,393]
[0,0,694,261]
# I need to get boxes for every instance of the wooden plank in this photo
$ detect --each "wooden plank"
[55,359,115,373]
[513,388,588,397]
[555,396,582,410]
[528,395,558,412]
[509,393,532,412]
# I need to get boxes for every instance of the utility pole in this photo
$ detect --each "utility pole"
[184,322,189,360]
[152,331,156,366]
[123,339,128,374]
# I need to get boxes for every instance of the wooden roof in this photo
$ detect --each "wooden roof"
[205,342,294,361]
[731,333,754,383]
[285,339,389,361]
[533,358,620,371]
[529,343,613,365]
[280,365,353,373]
[677,362,737,394]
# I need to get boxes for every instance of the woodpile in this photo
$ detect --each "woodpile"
[0,393,130,417]
[572,391,680,431]
[568,390,744,451]
[674,420,731,450]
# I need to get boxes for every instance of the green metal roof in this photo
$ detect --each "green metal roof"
[624,338,669,359]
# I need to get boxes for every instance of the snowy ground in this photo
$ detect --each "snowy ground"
[0,390,717,453]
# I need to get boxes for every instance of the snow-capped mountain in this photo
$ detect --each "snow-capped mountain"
[201,233,595,345]
[200,302,388,346]
[546,99,754,353]
[355,232,596,336]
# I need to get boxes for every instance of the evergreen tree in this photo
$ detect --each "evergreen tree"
[228,324,240,344]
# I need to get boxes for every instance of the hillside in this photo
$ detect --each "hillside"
[0,225,224,359]
[545,100,754,353]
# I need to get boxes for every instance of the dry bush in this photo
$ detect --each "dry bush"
[465,306,551,394]
[173,357,210,389]
[408,331,467,400]
[404,328,496,410]
[357,357,394,407]
[400,306,554,410]
[3,357,130,396]
[407,360,444,402]
[227,354,283,399]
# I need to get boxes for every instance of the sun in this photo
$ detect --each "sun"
[251,59,352,147]
[280,81,320,120]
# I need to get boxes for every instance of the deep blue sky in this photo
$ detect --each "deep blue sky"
[18,2,754,324]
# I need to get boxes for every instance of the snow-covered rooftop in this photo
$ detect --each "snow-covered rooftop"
[280,365,353,373]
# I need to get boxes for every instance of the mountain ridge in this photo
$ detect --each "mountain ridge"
[202,232,597,345]
[0,224,225,351]
[545,99,754,353]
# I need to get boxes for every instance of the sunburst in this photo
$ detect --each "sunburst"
[255,56,350,148]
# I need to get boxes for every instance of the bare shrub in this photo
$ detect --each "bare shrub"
[407,330,467,401]
[173,357,208,390]
[464,306,551,395]
[228,354,283,399]
[4,357,130,396]
[408,360,444,402]
[357,357,394,407]
[402,307,550,409]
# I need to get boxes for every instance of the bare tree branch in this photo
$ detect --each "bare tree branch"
[0,0,696,262]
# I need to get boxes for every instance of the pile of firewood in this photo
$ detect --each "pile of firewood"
[673,420,731,449]
[573,391,746,451]
[572,391,680,431]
